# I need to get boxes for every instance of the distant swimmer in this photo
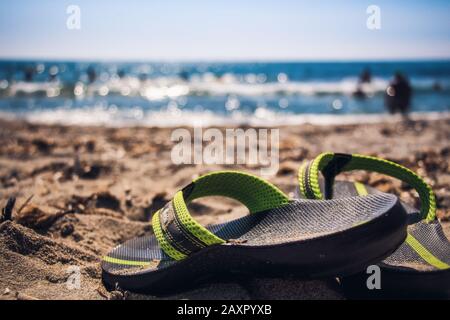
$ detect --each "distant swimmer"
[359,68,372,84]
[432,81,442,91]
[118,69,126,78]
[179,70,190,81]
[353,85,366,99]
[353,68,372,98]
[24,66,35,82]
[385,72,412,115]
[138,73,148,82]
[87,66,97,83]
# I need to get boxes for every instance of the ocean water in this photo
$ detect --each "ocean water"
[0,60,449,126]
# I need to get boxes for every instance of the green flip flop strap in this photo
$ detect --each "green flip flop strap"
[298,152,436,223]
[152,171,290,260]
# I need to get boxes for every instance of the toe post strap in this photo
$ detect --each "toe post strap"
[298,152,436,222]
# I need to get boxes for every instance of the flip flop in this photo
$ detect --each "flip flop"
[297,152,450,298]
[102,170,407,294]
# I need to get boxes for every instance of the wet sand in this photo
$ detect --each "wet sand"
[0,118,449,300]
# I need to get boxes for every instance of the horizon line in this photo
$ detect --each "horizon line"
[1,56,450,64]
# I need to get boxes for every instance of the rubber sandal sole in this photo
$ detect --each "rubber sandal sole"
[301,180,450,299]
[102,194,407,294]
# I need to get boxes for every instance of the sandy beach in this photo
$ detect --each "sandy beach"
[0,117,449,300]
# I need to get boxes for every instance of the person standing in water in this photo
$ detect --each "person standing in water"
[353,68,372,98]
[87,66,97,84]
[385,72,412,116]
[360,68,372,84]
[24,65,35,82]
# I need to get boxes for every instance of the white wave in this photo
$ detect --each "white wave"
[8,81,63,97]
[1,107,449,128]
[188,77,389,97]
[3,75,449,100]
[1,76,391,99]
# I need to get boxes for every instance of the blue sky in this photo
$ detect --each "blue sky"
[0,0,449,61]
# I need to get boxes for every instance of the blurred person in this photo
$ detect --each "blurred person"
[359,68,372,83]
[353,68,372,98]
[138,73,148,82]
[353,85,366,98]
[87,66,97,83]
[385,72,412,116]
[118,69,126,78]
[432,81,442,91]
[24,65,35,82]
[179,70,190,81]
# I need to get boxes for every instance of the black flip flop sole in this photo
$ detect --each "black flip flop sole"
[102,194,407,294]
[301,180,450,299]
